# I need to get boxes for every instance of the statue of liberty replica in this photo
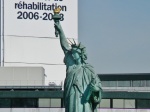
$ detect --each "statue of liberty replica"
[53,7,102,112]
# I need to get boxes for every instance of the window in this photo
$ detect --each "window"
[12,98,38,108]
[50,99,61,107]
[0,99,11,108]
[124,99,135,108]
[113,99,135,108]
[39,98,51,107]
[146,80,150,87]
[137,99,150,109]
[99,99,110,108]
[39,98,61,107]
[101,81,117,87]
[113,99,124,108]
[133,80,146,87]
[118,81,131,87]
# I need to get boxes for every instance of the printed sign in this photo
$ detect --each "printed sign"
[4,0,78,38]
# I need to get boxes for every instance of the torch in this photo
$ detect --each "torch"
[52,7,61,37]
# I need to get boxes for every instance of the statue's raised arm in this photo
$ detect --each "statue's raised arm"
[54,22,70,54]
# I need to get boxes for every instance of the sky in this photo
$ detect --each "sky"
[78,0,150,74]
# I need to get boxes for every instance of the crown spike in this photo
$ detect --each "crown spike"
[79,42,81,46]
[67,39,73,45]
[73,39,76,45]
[68,42,72,46]
[78,42,82,49]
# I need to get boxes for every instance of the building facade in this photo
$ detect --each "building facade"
[0,0,78,84]
[0,70,149,110]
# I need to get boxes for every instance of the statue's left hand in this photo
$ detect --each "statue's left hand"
[89,83,100,92]
[93,96,100,103]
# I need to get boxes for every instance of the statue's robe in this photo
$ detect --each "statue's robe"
[64,52,102,112]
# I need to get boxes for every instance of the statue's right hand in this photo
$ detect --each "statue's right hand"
[54,22,62,33]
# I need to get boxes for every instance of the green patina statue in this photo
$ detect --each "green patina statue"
[53,7,102,112]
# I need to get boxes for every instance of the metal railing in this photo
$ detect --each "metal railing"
[103,87,150,92]
[0,80,63,86]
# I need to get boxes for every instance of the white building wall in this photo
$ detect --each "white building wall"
[1,0,78,84]
[0,67,45,86]
[4,63,66,85]
[4,36,64,65]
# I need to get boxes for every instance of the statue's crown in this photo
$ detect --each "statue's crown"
[54,7,61,14]
[67,39,86,53]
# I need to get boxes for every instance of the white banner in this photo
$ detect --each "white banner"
[4,0,78,38]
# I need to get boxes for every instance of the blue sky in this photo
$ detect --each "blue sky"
[79,0,150,74]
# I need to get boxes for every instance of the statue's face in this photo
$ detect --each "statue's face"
[71,49,81,61]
